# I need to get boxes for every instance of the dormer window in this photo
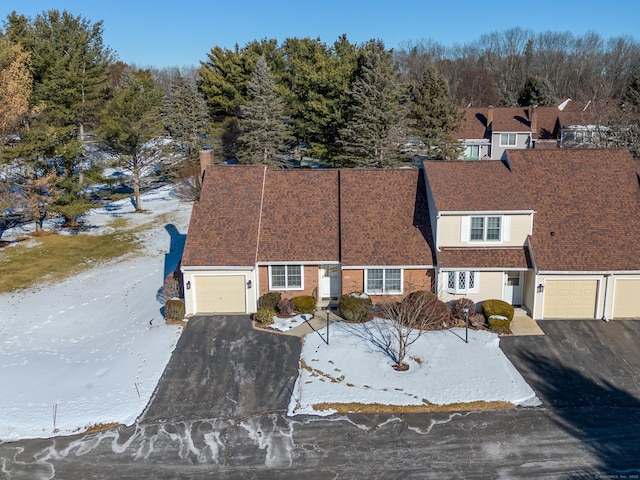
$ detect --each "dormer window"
[500,133,517,146]
[470,216,501,242]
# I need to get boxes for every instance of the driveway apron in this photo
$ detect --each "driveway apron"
[500,320,640,408]
[142,315,302,422]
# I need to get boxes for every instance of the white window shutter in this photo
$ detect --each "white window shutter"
[502,216,511,242]
[461,217,469,242]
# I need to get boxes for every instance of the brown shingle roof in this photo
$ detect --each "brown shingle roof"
[508,149,640,272]
[457,108,490,140]
[184,166,435,269]
[257,169,340,262]
[340,169,435,267]
[427,149,640,272]
[456,106,561,141]
[181,164,265,267]
[439,247,532,269]
[424,159,535,212]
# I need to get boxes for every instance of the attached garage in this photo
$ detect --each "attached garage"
[612,279,640,319]
[543,279,598,319]
[193,275,247,314]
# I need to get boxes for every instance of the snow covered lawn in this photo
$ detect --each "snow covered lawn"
[0,186,192,442]
[286,318,540,416]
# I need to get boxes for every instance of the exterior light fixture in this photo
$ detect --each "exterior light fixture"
[537,283,544,293]
[247,280,252,289]
[186,281,191,290]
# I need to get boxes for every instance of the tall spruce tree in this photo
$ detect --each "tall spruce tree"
[338,40,403,167]
[235,56,292,166]
[99,68,162,211]
[162,72,211,199]
[407,66,462,160]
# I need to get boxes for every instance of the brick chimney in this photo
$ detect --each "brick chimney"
[487,106,494,131]
[199,147,214,176]
[530,105,538,135]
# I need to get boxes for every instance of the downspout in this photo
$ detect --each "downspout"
[601,273,611,322]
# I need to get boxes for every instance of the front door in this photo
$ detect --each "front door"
[321,265,341,298]
[504,271,523,306]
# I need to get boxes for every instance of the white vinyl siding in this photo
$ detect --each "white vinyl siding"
[269,265,303,290]
[365,268,402,295]
[442,214,528,248]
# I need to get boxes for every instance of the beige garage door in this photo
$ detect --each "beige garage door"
[543,279,598,319]
[613,279,640,319]
[194,276,246,313]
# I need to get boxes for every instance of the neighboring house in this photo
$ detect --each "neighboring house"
[423,148,640,320]
[456,100,614,160]
[181,166,435,315]
[182,148,640,320]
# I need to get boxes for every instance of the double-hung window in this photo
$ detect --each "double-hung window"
[365,268,402,295]
[470,216,501,242]
[269,265,302,290]
[446,271,478,294]
[500,133,517,146]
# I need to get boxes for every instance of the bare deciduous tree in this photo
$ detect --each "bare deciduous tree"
[375,292,450,371]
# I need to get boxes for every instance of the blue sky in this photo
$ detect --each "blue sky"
[1,1,638,68]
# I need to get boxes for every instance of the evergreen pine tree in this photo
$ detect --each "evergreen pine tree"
[407,66,462,160]
[235,56,292,166]
[98,68,162,211]
[517,76,557,106]
[338,40,403,168]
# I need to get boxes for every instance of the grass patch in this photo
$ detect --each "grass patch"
[0,228,139,293]
[83,422,122,434]
[312,400,515,414]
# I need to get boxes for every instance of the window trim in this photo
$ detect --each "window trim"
[465,144,481,160]
[499,133,517,146]
[445,271,479,294]
[469,215,502,243]
[268,265,304,291]
[364,268,403,295]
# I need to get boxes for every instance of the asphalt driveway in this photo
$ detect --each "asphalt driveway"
[500,320,640,408]
[142,315,302,422]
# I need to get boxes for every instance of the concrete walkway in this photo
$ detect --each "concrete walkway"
[282,309,545,337]
[511,313,546,336]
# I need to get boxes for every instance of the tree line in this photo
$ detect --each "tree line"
[199,29,640,165]
[0,10,208,233]
[1,10,640,233]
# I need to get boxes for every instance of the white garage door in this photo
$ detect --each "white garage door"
[613,279,640,319]
[543,279,598,319]
[194,276,246,313]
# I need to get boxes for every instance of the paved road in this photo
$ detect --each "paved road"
[1,318,639,479]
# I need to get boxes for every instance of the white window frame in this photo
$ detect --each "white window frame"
[268,265,303,290]
[470,215,502,242]
[365,268,403,295]
[500,133,517,146]
[445,271,479,294]
[465,144,481,160]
